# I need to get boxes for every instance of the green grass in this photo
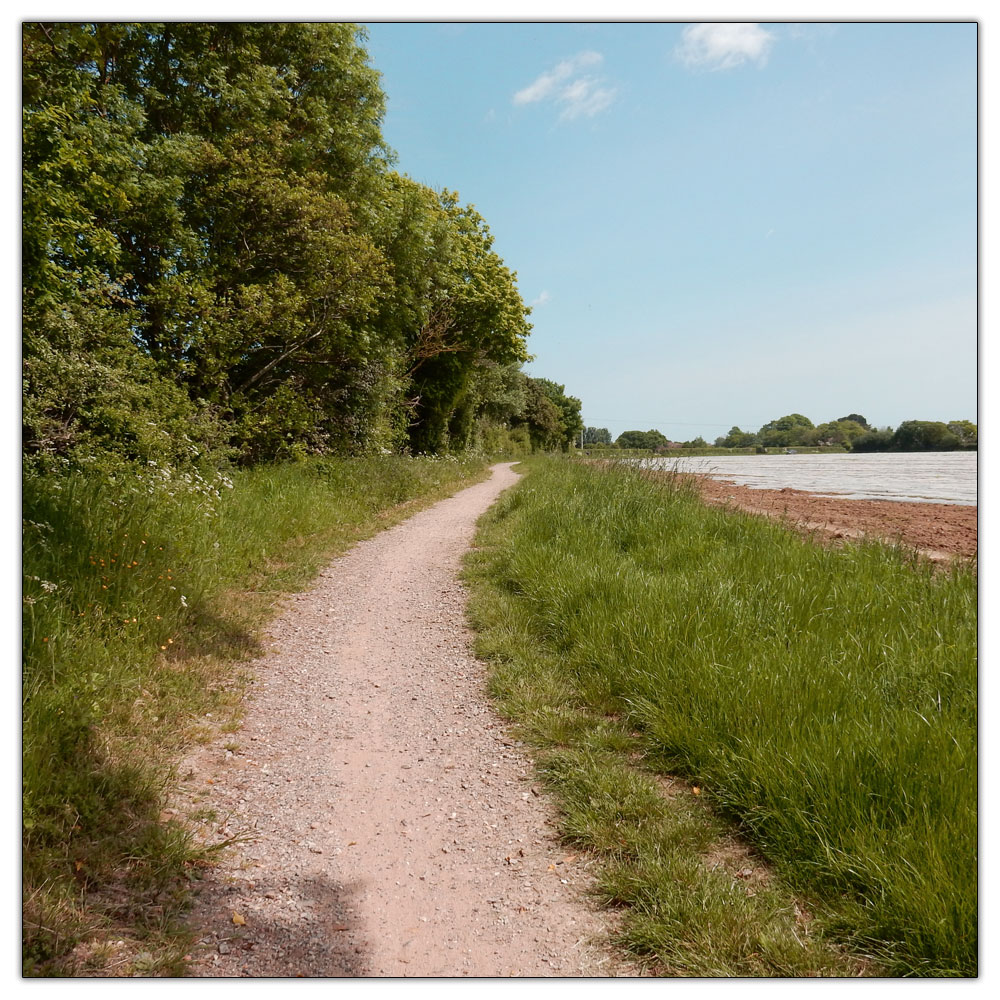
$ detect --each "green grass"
[464,457,977,977]
[22,453,488,976]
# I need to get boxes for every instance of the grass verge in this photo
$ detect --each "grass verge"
[463,457,976,977]
[23,453,489,976]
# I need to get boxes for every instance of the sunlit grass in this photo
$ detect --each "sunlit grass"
[465,457,976,976]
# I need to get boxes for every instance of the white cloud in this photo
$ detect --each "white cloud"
[513,51,616,120]
[676,23,775,71]
[530,290,552,308]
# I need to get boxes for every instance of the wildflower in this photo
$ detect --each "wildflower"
[42,637,48,642]
[179,595,188,608]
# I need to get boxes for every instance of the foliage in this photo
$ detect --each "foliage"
[850,421,977,453]
[837,413,870,429]
[530,378,583,451]
[947,420,977,447]
[805,419,866,447]
[848,428,896,452]
[23,22,545,465]
[892,420,962,452]
[757,413,815,448]
[616,429,669,451]
[583,426,612,445]
[716,426,758,448]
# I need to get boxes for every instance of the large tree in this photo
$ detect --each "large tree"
[23,22,550,464]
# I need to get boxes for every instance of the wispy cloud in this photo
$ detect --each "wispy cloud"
[675,23,776,71]
[530,290,552,308]
[513,51,617,120]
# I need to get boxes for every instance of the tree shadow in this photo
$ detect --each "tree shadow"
[185,872,371,977]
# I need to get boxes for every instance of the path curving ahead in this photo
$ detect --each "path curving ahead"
[177,463,629,977]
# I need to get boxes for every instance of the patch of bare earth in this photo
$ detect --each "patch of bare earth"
[682,474,977,562]
[173,463,639,978]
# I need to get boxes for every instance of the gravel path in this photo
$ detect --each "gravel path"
[175,463,631,977]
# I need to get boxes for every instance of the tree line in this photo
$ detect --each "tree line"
[22,22,583,473]
[584,413,977,452]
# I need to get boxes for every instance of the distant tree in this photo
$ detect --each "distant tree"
[759,413,814,448]
[533,378,583,450]
[682,436,708,449]
[813,419,867,446]
[947,420,977,447]
[583,426,612,445]
[720,425,758,448]
[893,421,961,452]
[616,429,668,450]
[518,378,563,451]
[850,427,894,452]
[837,413,870,430]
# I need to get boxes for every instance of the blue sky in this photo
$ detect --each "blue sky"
[363,20,977,442]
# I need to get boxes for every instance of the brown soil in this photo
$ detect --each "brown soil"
[173,463,638,978]
[682,474,977,562]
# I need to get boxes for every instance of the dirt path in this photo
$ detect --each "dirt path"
[175,463,632,978]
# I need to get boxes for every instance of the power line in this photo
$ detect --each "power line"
[584,417,741,428]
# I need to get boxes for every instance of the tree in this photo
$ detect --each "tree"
[893,421,961,452]
[517,378,564,451]
[720,425,758,448]
[758,413,815,448]
[22,22,555,464]
[947,420,977,447]
[616,429,668,450]
[813,419,867,446]
[404,193,531,453]
[583,427,612,445]
[850,427,894,452]
[837,413,870,430]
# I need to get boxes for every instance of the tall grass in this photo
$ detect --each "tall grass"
[22,453,486,974]
[465,458,976,976]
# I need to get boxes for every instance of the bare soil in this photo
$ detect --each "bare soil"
[683,474,977,562]
[174,463,637,978]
